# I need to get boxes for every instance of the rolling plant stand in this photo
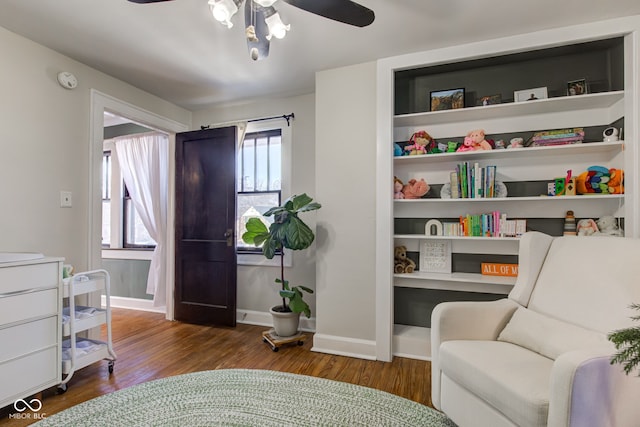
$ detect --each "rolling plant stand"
[262,329,306,352]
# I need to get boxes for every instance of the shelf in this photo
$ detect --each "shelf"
[394,194,624,203]
[394,234,518,241]
[393,324,431,360]
[62,306,107,336]
[393,141,624,165]
[63,276,105,298]
[394,271,514,294]
[394,91,624,127]
[61,338,114,374]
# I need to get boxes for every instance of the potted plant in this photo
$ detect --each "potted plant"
[609,303,640,375]
[242,193,321,337]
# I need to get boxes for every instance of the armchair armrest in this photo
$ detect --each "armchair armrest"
[549,348,640,427]
[430,298,519,409]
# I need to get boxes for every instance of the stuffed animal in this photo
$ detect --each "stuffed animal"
[596,215,623,236]
[456,136,476,152]
[394,143,403,157]
[466,129,492,150]
[402,178,430,199]
[394,246,416,274]
[393,176,405,199]
[608,168,624,194]
[404,131,435,156]
[576,218,599,236]
[576,166,613,194]
[507,137,524,149]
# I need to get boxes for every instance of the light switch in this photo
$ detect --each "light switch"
[60,191,72,208]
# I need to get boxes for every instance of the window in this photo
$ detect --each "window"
[236,129,282,252]
[102,144,156,251]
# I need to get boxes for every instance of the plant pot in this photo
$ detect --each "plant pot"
[270,306,300,337]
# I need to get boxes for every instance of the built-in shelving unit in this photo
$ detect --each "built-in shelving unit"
[376,31,638,362]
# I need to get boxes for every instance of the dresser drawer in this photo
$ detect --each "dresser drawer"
[0,346,58,407]
[0,261,60,295]
[0,288,58,325]
[0,316,58,363]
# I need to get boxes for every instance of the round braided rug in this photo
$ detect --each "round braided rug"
[34,369,455,427]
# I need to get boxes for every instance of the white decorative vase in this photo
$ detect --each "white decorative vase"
[270,307,300,337]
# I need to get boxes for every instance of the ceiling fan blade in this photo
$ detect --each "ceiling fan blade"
[282,0,374,27]
[127,0,174,3]
[245,0,270,61]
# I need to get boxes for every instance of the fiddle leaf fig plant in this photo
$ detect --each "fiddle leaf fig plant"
[608,303,640,376]
[242,193,321,318]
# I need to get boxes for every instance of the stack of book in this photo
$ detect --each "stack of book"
[450,162,497,198]
[531,128,584,146]
[442,213,527,237]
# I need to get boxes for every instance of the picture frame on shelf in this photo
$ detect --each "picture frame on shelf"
[514,87,548,102]
[430,88,465,111]
[419,239,452,274]
[567,79,587,96]
[478,94,502,106]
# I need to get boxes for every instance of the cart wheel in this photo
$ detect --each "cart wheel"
[108,361,115,374]
[57,384,67,394]
[272,346,279,352]
[297,341,304,346]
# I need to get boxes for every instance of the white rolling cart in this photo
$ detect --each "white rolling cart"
[59,269,116,392]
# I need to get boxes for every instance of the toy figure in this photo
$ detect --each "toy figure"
[394,176,405,199]
[402,178,430,199]
[404,131,435,155]
[466,129,492,150]
[456,136,476,152]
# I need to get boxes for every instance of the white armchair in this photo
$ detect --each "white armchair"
[431,231,640,427]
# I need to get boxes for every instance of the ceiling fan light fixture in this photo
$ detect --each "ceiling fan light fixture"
[265,11,290,40]
[209,0,240,28]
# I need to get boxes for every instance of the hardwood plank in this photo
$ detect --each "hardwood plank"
[0,309,434,425]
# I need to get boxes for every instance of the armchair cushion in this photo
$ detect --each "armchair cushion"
[440,340,553,427]
[497,306,612,360]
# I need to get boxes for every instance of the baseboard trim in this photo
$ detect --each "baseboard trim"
[102,295,165,313]
[311,333,377,360]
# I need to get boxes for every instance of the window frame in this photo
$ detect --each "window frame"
[237,120,292,267]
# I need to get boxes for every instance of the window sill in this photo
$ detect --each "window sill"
[238,251,292,267]
[102,249,153,261]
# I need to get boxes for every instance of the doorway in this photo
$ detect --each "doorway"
[89,90,189,320]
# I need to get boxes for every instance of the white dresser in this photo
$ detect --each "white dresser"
[0,255,63,409]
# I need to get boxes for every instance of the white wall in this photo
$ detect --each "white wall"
[0,26,191,270]
[313,62,378,359]
[191,93,317,323]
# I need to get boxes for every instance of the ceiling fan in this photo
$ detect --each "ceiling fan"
[128,0,375,61]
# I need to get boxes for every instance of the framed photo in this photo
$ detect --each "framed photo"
[567,79,587,96]
[514,87,548,102]
[430,88,465,111]
[478,94,502,106]
[419,239,452,274]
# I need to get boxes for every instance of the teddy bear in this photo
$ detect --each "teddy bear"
[596,215,623,236]
[402,178,430,199]
[507,137,524,149]
[576,218,599,236]
[394,246,416,274]
[393,176,405,199]
[404,131,435,156]
[466,129,492,151]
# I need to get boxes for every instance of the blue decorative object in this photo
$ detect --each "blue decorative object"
[394,143,403,157]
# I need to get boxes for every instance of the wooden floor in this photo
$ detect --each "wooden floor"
[0,308,434,426]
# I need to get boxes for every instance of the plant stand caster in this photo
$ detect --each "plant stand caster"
[108,360,115,374]
[57,383,67,394]
[262,329,306,352]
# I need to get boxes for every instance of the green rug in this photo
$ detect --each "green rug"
[35,369,455,426]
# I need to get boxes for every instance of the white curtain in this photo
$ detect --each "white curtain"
[114,132,169,307]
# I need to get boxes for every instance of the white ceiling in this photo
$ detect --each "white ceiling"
[2,0,640,110]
